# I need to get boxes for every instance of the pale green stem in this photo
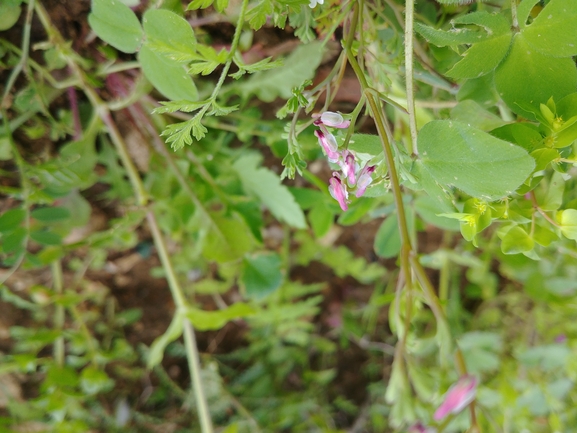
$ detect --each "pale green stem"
[183,321,213,433]
[404,0,418,155]
[147,211,213,432]
[51,260,65,367]
[34,5,213,429]
[344,6,413,288]
[511,0,519,30]
[207,0,249,102]
[1,0,35,108]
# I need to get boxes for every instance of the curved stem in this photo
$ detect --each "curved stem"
[183,321,214,433]
[344,5,412,288]
[404,0,418,155]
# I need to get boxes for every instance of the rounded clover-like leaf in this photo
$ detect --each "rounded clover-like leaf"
[494,34,577,119]
[418,120,535,201]
[88,0,143,53]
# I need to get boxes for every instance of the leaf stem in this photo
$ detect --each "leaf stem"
[208,0,250,103]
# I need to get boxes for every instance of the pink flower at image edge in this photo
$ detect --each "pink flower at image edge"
[433,375,478,421]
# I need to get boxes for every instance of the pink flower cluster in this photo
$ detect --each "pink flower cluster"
[313,112,376,212]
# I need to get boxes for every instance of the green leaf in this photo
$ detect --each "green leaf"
[230,57,284,80]
[88,0,143,53]
[530,148,559,171]
[241,253,283,300]
[499,225,534,254]
[185,303,256,330]
[374,214,401,259]
[142,9,196,63]
[415,23,486,47]
[161,114,207,150]
[186,0,213,10]
[0,209,25,233]
[446,32,511,79]
[0,0,21,31]
[139,45,198,101]
[521,0,577,57]
[1,227,26,253]
[533,223,558,246]
[80,367,114,395]
[246,0,273,30]
[347,134,383,156]
[153,100,208,114]
[203,213,255,263]
[418,120,535,200]
[490,123,543,152]
[414,196,459,231]
[232,154,307,229]
[289,187,325,210]
[451,100,507,131]
[240,42,323,103]
[535,171,564,211]
[557,209,577,240]
[147,312,184,368]
[308,203,334,238]
[494,34,577,119]
[31,207,71,223]
[30,230,62,246]
[518,0,541,28]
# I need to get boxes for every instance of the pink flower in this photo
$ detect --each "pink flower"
[329,173,349,211]
[339,150,358,185]
[434,375,478,421]
[314,130,340,163]
[317,111,351,129]
[355,165,375,197]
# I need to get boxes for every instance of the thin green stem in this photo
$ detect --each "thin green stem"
[34,3,148,206]
[404,0,418,155]
[511,0,519,30]
[183,321,213,433]
[147,211,213,432]
[208,0,249,101]
[145,212,187,309]
[1,0,35,108]
[51,260,65,367]
[344,5,412,288]
[33,6,212,429]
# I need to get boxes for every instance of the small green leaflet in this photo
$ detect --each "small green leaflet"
[88,0,143,53]
[138,45,198,102]
[241,253,283,300]
[142,9,197,63]
[418,120,535,201]
[239,42,323,103]
[233,154,307,229]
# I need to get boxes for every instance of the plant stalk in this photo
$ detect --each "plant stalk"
[404,0,418,154]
